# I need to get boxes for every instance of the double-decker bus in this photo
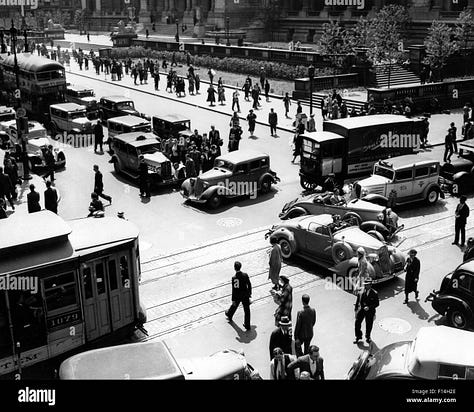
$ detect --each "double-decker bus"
[0,211,146,379]
[0,52,66,122]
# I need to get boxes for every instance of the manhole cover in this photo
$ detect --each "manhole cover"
[216,217,243,227]
[378,317,412,334]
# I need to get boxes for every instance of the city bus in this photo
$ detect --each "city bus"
[0,52,66,122]
[0,211,146,379]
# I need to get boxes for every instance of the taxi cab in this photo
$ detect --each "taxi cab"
[59,341,261,380]
[107,115,151,139]
[346,326,474,380]
[65,85,98,114]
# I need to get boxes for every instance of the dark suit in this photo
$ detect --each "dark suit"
[270,354,296,380]
[455,202,470,245]
[354,288,379,340]
[94,170,111,203]
[226,271,252,330]
[269,327,292,359]
[27,191,41,213]
[44,187,58,214]
[405,256,420,297]
[287,355,325,380]
[294,305,316,356]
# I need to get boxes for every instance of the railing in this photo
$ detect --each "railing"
[293,73,359,100]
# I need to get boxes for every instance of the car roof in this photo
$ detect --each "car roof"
[101,95,133,103]
[456,259,474,273]
[50,102,86,112]
[301,131,345,143]
[153,113,190,123]
[113,132,160,147]
[408,326,474,379]
[108,115,150,127]
[378,154,439,170]
[326,114,419,129]
[67,85,93,93]
[217,150,269,164]
[299,214,335,226]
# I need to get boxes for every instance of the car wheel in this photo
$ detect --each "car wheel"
[342,212,362,226]
[260,177,272,194]
[367,230,385,242]
[207,194,222,209]
[347,267,359,293]
[426,188,439,205]
[300,176,318,191]
[447,307,469,329]
[332,242,353,264]
[113,160,121,174]
[278,238,293,259]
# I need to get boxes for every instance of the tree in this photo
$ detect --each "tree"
[455,9,474,75]
[318,20,354,72]
[351,17,372,49]
[424,21,459,82]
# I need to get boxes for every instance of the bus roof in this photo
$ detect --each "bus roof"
[59,341,184,380]
[301,131,345,143]
[325,114,420,130]
[108,115,150,127]
[0,52,64,72]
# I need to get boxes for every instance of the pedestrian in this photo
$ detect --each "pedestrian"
[355,247,369,292]
[463,103,471,124]
[93,165,112,204]
[294,294,316,357]
[94,120,104,152]
[464,238,474,262]
[264,80,270,102]
[225,261,252,331]
[259,67,266,89]
[207,84,216,106]
[217,85,226,105]
[87,32,90,42]
[138,155,150,198]
[217,77,223,88]
[307,114,316,132]
[0,166,14,210]
[88,192,104,216]
[340,101,348,118]
[268,237,282,290]
[228,126,242,152]
[232,89,240,112]
[208,68,214,84]
[154,67,160,90]
[269,316,293,359]
[291,132,303,163]
[44,180,59,214]
[453,195,470,247]
[246,109,256,137]
[251,85,259,110]
[270,347,297,380]
[187,74,195,95]
[146,29,149,38]
[353,278,379,344]
[287,345,325,380]
[444,132,454,163]
[42,145,55,182]
[274,275,293,326]
[283,92,291,118]
[268,108,278,137]
[242,80,251,101]
[186,51,191,66]
[171,52,177,67]
[449,122,458,153]
[131,65,138,85]
[185,154,197,178]
[296,101,302,116]
[209,125,221,148]
[27,184,41,213]
[194,73,200,94]
[404,249,420,304]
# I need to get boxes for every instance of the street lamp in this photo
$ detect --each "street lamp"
[226,17,230,46]
[308,64,315,116]
[175,20,179,43]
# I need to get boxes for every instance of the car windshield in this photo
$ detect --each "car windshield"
[77,90,94,98]
[116,101,135,110]
[131,124,151,132]
[374,165,395,180]
[214,159,234,171]
[137,144,160,155]
[69,111,87,119]
[173,121,190,132]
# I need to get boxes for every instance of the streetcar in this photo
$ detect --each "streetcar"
[0,52,66,122]
[0,211,146,379]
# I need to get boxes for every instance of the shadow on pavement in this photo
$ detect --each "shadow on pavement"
[229,321,257,343]
[406,300,430,320]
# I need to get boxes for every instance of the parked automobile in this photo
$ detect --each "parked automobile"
[439,141,474,196]
[426,259,474,330]
[181,150,280,209]
[279,192,403,241]
[110,132,182,187]
[346,326,474,380]
[99,96,149,122]
[107,115,151,139]
[152,113,192,140]
[59,341,261,380]
[49,103,97,136]
[65,85,98,117]
[353,155,444,207]
[0,106,15,123]
[265,214,405,286]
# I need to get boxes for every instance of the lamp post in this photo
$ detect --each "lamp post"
[308,64,315,116]
[175,20,179,43]
[226,17,230,46]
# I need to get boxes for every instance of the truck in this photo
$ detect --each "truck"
[299,114,426,190]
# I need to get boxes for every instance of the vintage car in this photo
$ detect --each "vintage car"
[59,341,261,380]
[426,259,474,330]
[0,119,66,172]
[353,155,444,207]
[279,192,403,241]
[265,214,405,286]
[99,96,150,122]
[0,106,15,124]
[181,150,280,209]
[110,132,182,187]
[49,103,97,136]
[107,115,151,139]
[65,85,98,116]
[152,114,192,140]
[439,140,474,196]
[346,326,474,380]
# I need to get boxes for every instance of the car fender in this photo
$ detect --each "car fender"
[270,228,296,250]
[433,295,473,319]
[279,206,308,220]
[423,182,445,199]
[330,256,359,275]
[259,172,279,186]
[360,221,390,238]
[200,185,233,199]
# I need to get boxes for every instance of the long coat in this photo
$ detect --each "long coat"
[275,283,293,326]
[268,244,282,284]
[405,256,420,293]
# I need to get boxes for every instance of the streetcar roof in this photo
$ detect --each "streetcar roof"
[301,131,345,143]
[325,114,420,129]
[59,341,184,380]
[217,150,268,164]
[0,52,64,72]
[107,115,150,127]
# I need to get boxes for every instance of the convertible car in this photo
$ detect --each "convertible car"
[266,214,406,287]
[279,192,403,241]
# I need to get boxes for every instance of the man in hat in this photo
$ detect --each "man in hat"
[268,237,282,290]
[225,261,252,331]
[307,114,316,132]
[94,120,104,153]
[404,249,420,303]
[453,195,470,247]
[294,294,316,357]
[274,275,293,327]
[268,108,278,137]
[269,316,293,359]
[354,278,379,344]
[449,122,457,153]
[287,345,325,380]
[138,155,150,198]
[356,247,369,292]
[93,165,112,204]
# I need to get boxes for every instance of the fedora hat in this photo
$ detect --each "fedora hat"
[279,316,291,326]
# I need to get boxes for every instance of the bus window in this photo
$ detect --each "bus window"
[120,256,130,287]
[44,272,78,313]
[83,267,93,299]
[95,263,106,295]
[108,260,118,291]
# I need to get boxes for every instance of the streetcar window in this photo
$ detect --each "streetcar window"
[44,272,78,312]
[108,259,118,291]
[83,267,93,299]
[96,263,106,295]
[120,256,130,287]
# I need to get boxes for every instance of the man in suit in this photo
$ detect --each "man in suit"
[269,316,293,359]
[287,345,325,380]
[225,261,252,331]
[404,249,420,304]
[453,196,470,247]
[270,347,297,380]
[354,278,379,344]
[294,294,316,357]
[268,108,278,136]
[27,184,41,214]
[93,165,112,204]
[44,180,59,214]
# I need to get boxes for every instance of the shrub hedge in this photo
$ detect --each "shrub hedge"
[108,47,334,80]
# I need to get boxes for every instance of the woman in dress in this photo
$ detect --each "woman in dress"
[207,84,216,106]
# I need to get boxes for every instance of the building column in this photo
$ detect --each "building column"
[95,0,101,13]
[300,0,310,16]
[81,0,86,10]
[139,0,151,23]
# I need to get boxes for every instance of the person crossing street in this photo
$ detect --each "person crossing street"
[225,261,252,331]
[354,278,379,344]
[93,165,112,204]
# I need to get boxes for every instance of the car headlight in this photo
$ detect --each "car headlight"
[202,181,210,190]
[377,213,384,222]
[361,188,369,196]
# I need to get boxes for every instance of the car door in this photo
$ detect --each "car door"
[230,163,249,196]
[126,144,139,171]
[391,168,414,201]
[304,222,332,259]
[412,166,430,199]
[248,159,262,195]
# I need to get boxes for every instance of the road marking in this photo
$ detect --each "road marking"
[216,217,243,227]
[378,317,412,334]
